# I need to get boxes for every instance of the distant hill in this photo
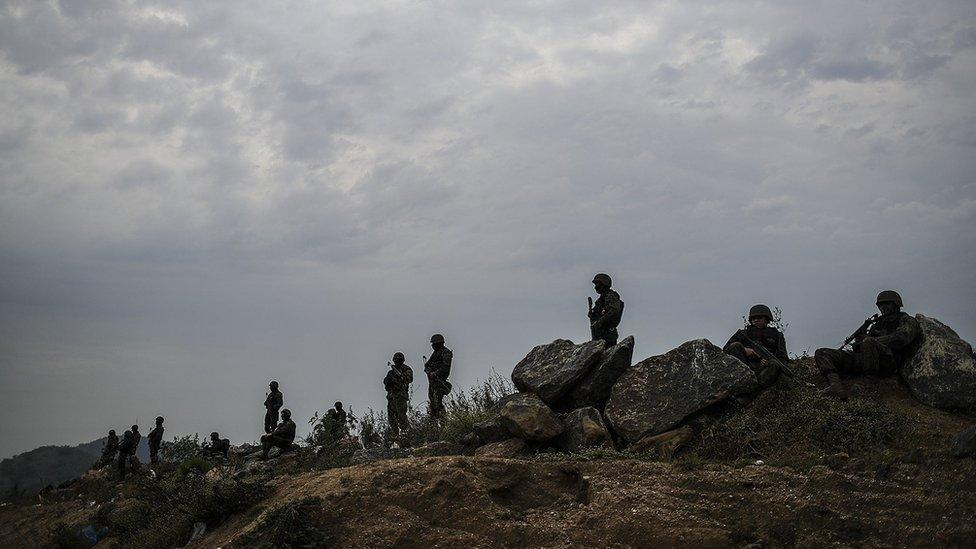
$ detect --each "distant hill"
[0,436,150,498]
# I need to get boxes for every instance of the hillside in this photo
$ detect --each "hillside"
[1,359,975,548]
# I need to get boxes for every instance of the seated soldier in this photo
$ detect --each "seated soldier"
[724,304,789,387]
[207,432,231,459]
[815,290,921,397]
[260,408,296,459]
[325,401,348,439]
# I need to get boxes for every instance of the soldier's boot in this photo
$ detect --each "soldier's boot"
[823,373,847,399]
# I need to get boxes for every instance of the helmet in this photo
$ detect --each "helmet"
[748,304,773,320]
[592,273,612,286]
[281,408,291,419]
[876,290,903,307]
[430,334,445,344]
[210,431,219,439]
[269,380,279,388]
[393,352,405,361]
[155,416,164,423]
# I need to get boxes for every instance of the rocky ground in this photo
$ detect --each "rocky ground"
[2,372,975,548]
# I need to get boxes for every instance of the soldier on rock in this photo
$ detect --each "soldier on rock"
[384,352,413,439]
[724,304,789,387]
[424,334,453,418]
[207,432,231,459]
[588,273,624,346]
[815,290,921,398]
[260,408,296,460]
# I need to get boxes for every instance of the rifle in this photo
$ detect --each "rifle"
[587,297,597,339]
[739,332,794,378]
[840,314,879,350]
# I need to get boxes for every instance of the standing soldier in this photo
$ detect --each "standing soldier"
[724,304,789,387]
[117,425,141,480]
[147,416,164,464]
[384,352,413,439]
[815,290,922,397]
[96,430,119,469]
[424,334,453,418]
[588,273,624,346]
[264,381,283,434]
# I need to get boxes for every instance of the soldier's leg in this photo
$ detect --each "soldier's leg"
[815,347,857,397]
[396,399,409,431]
[387,398,399,437]
[429,385,445,417]
[260,434,271,459]
[755,363,779,388]
[118,454,127,480]
[855,337,895,376]
[726,342,749,363]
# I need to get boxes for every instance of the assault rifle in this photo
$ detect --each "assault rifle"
[840,314,880,350]
[587,297,597,340]
[739,332,794,378]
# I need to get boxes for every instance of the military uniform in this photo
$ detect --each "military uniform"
[117,428,140,479]
[325,404,348,439]
[589,274,624,346]
[264,387,283,434]
[147,421,164,464]
[97,432,119,469]
[425,344,453,418]
[261,414,296,459]
[724,325,788,387]
[208,434,230,458]
[384,360,413,436]
[816,311,921,377]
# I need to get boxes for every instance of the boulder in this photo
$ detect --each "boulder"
[605,339,759,444]
[470,416,510,446]
[950,425,976,458]
[901,315,976,409]
[475,438,526,458]
[499,392,563,441]
[554,407,614,453]
[512,339,605,405]
[565,336,635,410]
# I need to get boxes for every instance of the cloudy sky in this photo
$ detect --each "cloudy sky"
[1,0,974,458]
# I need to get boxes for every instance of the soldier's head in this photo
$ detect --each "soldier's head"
[281,409,292,421]
[269,380,279,391]
[592,273,612,293]
[430,333,445,349]
[109,429,116,437]
[131,425,139,433]
[392,352,405,365]
[876,290,903,315]
[155,416,164,425]
[210,432,219,440]
[748,304,773,328]
[334,401,343,411]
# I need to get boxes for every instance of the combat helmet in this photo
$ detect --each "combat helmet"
[748,304,773,320]
[393,352,405,361]
[430,334,445,345]
[876,290,903,307]
[592,273,612,287]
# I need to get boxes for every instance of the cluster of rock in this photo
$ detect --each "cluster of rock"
[464,314,976,457]
[464,336,766,456]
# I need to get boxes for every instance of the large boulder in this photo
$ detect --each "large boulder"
[901,315,976,409]
[605,339,759,444]
[565,336,635,410]
[499,392,564,441]
[475,438,526,458]
[470,416,511,446]
[512,339,605,405]
[554,407,614,453]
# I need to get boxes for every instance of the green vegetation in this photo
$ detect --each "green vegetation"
[239,497,330,548]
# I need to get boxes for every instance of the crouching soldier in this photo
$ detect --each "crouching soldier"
[815,290,921,398]
[384,352,413,439]
[260,408,296,460]
[724,304,789,387]
[207,432,231,459]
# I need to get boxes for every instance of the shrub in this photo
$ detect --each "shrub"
[239,497,330,548]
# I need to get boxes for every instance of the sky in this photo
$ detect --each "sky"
[1,0,974,459]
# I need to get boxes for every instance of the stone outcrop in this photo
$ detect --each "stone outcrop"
[565,336,635,410]
[499,392,563,441]
[950,425,976,458]
[605,339,759,444]
[554,407,614,453]
[470,416,511,446]
[512,339,605,405]
[901,315,976,409]
[475,438,527,458]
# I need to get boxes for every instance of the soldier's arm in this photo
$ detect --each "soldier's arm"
[874,316,921,350]
[440,349,453,378]
[723,330,744,352]
[776,331,789,362]
[594,293,622,328]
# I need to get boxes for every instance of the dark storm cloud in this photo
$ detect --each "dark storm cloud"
[0,0,974,458]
